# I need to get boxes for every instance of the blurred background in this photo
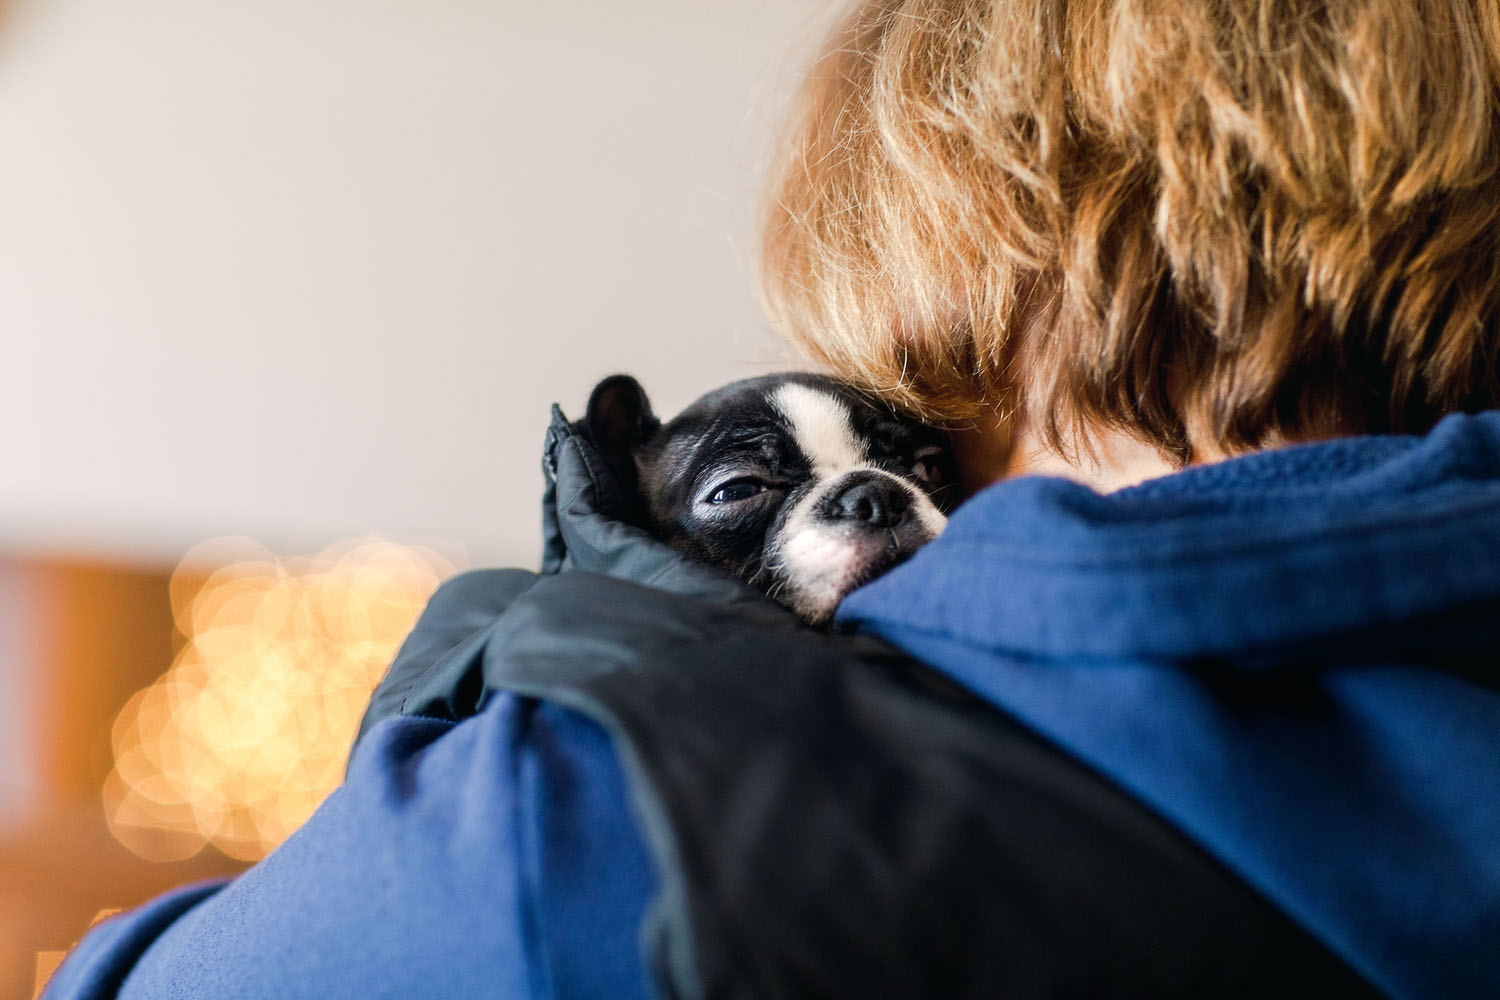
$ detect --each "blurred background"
[0,0,836,994]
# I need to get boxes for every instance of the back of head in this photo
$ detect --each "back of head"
[761,0,1500,462]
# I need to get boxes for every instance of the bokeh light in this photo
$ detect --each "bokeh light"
[103,537,459,862]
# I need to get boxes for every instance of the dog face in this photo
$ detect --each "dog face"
[585,373,955,624]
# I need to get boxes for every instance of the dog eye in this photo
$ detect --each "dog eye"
[708,480,766,504]
[912,446,948,486]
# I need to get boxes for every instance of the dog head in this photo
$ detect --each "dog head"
[584,373,955,624]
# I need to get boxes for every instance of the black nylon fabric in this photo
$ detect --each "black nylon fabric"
[355,408,1382,999]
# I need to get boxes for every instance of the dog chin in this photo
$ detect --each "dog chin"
[775,523,940,625]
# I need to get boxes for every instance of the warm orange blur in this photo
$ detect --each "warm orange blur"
[4,538,458,1000]
[105,537,456,861]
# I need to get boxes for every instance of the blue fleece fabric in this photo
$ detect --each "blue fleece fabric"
[45,413,1500,999]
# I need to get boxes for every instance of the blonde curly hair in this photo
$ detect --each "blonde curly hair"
[761,0,1500,462]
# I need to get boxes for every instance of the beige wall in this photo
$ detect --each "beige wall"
[0,0,838,567]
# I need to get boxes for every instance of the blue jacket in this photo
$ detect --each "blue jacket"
[46,412,1500,999]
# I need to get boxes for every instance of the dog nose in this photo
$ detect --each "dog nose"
[829,474,911,528]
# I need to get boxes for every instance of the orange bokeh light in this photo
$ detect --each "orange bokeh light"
[103,537,458,861]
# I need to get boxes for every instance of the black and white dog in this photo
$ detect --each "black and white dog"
[583,373,956,624]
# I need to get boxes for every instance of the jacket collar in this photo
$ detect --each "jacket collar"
[838,411,1500,662]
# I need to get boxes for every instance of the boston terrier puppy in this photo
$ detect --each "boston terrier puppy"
[583,373,956,624]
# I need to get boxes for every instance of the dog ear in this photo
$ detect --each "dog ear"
[585,374,660,491]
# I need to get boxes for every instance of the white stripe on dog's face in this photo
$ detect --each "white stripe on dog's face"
[770,383,865,474]
[766,381,947,623]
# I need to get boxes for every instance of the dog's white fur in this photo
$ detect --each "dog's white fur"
[772,383,868,474]
[769,384,947,621]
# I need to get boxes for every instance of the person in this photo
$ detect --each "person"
[47,0,1500,997]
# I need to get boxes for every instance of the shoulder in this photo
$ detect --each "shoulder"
[457,573,1382,999]
[51,693,654,1000]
